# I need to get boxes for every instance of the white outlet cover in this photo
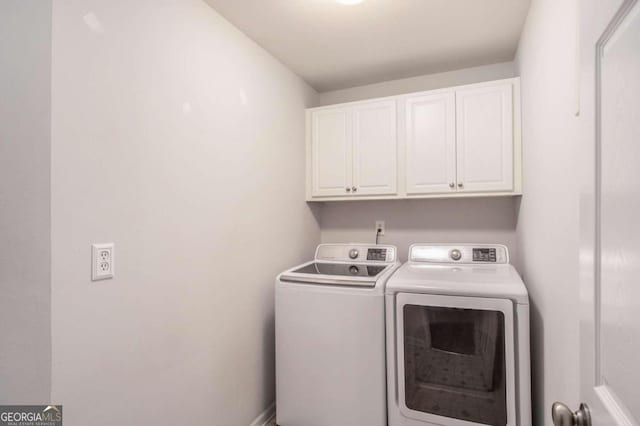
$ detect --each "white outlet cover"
[92,243,114,281]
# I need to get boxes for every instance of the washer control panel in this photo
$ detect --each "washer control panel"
[316,244,397,263]
[410,244,509,264]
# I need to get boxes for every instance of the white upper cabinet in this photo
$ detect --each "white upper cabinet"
[455,83,514,193]
[306,78,521,201]
[310,107,352,197]
[352,100,397,196]
[405,92,456,194]
[309,100,398,198]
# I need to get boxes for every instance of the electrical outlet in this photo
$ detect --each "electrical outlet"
[92,243,114,281]
[375,220,385,236]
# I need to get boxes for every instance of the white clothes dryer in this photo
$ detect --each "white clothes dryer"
[276,244,400,426]
[386,244,531,426]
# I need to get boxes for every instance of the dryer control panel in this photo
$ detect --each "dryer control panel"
[409,244,509,264]
[472,247,497,262]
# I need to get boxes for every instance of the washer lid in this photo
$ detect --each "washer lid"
[290,262,388,277]
[386,263,528,304]
[280,262,393,287]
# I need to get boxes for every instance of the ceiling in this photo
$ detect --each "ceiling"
[205,0,531,92]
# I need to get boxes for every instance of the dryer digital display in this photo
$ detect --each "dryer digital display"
[472,248,497,262]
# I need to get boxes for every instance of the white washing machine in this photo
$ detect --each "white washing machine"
[386,244,531,426]
[276,243,400,426]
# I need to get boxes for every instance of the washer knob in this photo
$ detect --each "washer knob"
[349,249,359,259]
[450,249,462,261]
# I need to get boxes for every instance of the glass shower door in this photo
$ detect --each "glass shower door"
[396,294,516,426]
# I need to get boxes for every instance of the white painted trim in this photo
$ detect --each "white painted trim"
[307,77,520,111]
[512,78,523,194]
[306,191,521,202]
[594,385,635,426]
[305,110,312,200]
[249,402,276,426]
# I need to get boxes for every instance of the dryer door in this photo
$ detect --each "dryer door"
[396,293,516,426]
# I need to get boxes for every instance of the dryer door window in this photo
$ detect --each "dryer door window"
[396,294,516,426]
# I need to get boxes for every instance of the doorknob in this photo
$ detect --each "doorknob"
[551,402,591,426]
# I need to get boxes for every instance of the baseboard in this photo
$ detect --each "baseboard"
[249,402,276,426]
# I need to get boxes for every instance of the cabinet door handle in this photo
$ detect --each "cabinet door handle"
[346,187,351,192]
[458,182,464,188]
[352,186,358,192]
[449,182,455,189]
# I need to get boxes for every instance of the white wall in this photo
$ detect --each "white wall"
[318,61,516,105]
[320,198,519,263]
[49,1,319,425]
[0,0,52,404]
[514,0,580,423]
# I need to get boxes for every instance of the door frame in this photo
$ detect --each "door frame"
[395,293,517,426]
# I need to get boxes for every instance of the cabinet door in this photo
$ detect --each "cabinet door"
[352,100,397,196]
[405,93,456,194]
[310,107,352,197]
[456,83,513,192]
